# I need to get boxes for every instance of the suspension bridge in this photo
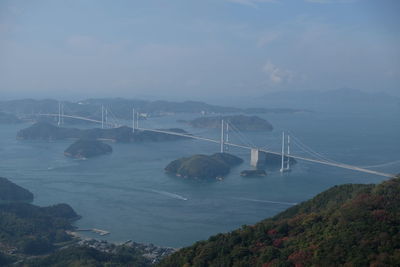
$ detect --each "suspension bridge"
[35,103,397,178]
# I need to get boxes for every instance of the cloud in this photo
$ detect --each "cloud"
[262,61,294,84]
[227,0,278,8]
[257,32,279,47]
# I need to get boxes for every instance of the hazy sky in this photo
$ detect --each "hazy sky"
[0,0,399,100]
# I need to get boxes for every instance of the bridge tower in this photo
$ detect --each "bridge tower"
[61,103,64,125]
[225,122,229,151]
[132,107,135,133]
[57,102,64,126]
[280,131,291,173]
[105,108,108,128]
[286,134,291,170]
[280,132,285,172]
[135,112,139,129]
[101,105,104,129]
[220,119,225,153]
[58,102,61,126]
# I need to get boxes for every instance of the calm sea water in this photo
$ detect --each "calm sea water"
[0,109,399,247]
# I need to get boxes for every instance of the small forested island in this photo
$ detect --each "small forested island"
[240,169,267,177]
[183,115,273,131]
[0,111,21,124]
[159,176,400,267]
[0,177,33,202]
[64,139,113,159]
[165,153,243,179]
[17,122,188,142]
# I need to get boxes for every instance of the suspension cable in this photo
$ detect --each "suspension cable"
[289,133,344,164]
[227,121,256,148]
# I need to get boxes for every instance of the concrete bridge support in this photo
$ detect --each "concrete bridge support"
[250,149,267,167]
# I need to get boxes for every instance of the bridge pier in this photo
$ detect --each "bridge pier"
[250,149,267,168]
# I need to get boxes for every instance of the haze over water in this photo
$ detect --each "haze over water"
[1,106,399,247]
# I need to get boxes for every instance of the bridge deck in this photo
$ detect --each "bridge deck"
[36,113,395,178]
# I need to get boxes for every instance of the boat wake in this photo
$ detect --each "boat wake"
[233,197,297,206]
[147,189,188,201]
[46,163,79,171]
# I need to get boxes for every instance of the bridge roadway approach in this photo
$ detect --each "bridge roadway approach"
[36,113,395,178]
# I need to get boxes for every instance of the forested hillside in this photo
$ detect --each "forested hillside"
[159,176,400,267]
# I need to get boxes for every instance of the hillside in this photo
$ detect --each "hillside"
[0,178,155,266]
[0,177,34,202]
[159,176,400,266]
[0,202,80,255]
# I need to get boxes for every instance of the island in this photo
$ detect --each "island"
[240,169,267,177]
[183,115,273,131]
[64,139,113,159]
[165,153,243,180]
[17,122,189,142]
[0,177,34,203]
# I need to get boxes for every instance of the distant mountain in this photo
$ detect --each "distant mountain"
[0,98,309,124]
[159,175,400,266]
[253,88,400,112]
[17,122,188,143]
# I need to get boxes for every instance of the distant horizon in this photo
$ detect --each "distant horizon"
[2,87,400,103]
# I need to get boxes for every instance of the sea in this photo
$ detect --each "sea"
[0,106,399,248]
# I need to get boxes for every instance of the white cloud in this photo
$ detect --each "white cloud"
[262,61,294,84]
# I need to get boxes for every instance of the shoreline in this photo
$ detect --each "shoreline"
[66,230,177,264]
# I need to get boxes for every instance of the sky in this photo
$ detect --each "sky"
[0,0,399,100]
